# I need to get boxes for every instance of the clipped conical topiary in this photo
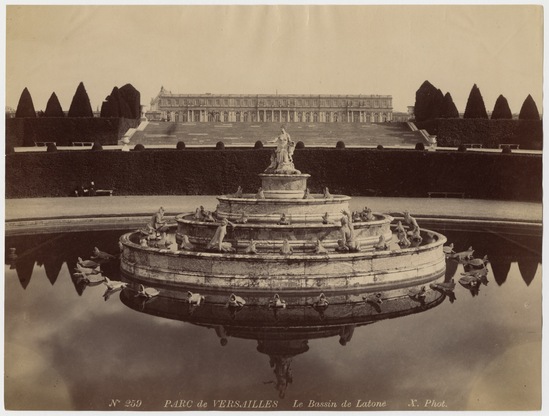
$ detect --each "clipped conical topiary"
[44,92,65,117]
[15,87,37,118]
[119,84,141,119]
[491,95,512,119]
[68,82,93,117]
[463,84,488,119]
[414,81,445,122]
[440,92,459,118]
[518,95,540,120]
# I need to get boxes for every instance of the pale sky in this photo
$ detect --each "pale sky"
[5,4,543,113]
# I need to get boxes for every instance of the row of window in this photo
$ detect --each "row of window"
[159,98,391,108]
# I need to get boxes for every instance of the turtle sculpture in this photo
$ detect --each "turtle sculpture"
[408,286,427,302]
[187,291,205,306]
[92,247,116,260]
[78,257,100,269]
[269,293,287,309]
[443,243,455,255]
[136,284,159,298]
[451,246,474,261]
[227,293,246,308]
[313,293,329,308]
[466,255,489,268]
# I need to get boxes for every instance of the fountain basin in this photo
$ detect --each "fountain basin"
[215,194,351,223]
[176,213,394,251]
[120,229,446,293]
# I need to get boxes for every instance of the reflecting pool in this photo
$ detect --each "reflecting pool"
[4,226,542,411]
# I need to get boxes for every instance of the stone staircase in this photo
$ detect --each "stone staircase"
[129,121,426,147]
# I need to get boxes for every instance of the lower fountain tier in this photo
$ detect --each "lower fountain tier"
[176,214,393,252]
[119,278,447,333]
[214,194,351,223]
[119,229,446,293]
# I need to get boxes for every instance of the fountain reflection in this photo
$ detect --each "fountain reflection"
[119,277,447,398]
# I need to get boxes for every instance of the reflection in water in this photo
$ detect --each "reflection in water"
[119,278,448,399]
[3,226,542,411]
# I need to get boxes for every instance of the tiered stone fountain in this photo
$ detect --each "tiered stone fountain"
[120,130,446,292]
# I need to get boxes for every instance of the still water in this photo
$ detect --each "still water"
[4,226,542,411]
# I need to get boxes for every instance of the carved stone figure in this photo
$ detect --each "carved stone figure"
[236,212,248,224]
[403,210,419,230]
[279,239,293,255]
[322,212,331,224]
[265,128,298,173]
[323,187,333,199]
[206,218,235,252]
[314,239,329,254]
[245,239,258,254]
[179,235,195,251]
[278,213,291,225]
[360,207,375,222]
[374,235,388,250]
[234,186,243,198]
[335,239,350,253]
[340,210,361,252]
[256,187,265,199]
[303,188,313,199]
[398,232,411,248]
[150,206,169,233]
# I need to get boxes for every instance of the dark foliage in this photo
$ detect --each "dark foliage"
[6,118,139,147]
[296,141,305,149]
[100,89,120,118]
[254,140,263,149]
[216,141,225,150]
[133,144,145,151]
[415,142,425,150]
[176,141,186,150]
[15,88,36,118]
[463,84,488,119]
[119,84,141,119]
[44,93,65,117]
[501,145,512,154]
[6,149,541,201]
[68,82,93,117]
[457,144,467,152]
[46,143,57,152]
[91,142,103,151]
[377,145,384,150]
[336,141,345,149]
[440,92,459,118]
[414,81,444,122]
[417,118,542,150]
[491,95,512,119]
[518,95,540,120]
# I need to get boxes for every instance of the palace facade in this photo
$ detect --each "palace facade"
[147,87,393,123]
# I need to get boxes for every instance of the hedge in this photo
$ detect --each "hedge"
[5,117,140,148]
[6,148,542,201]
[416,118,542,150]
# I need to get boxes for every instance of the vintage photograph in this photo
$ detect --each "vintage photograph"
[3,3,543,412]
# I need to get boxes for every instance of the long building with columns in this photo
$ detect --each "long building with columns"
[147,87,393,123]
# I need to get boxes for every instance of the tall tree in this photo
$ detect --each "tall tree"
[119,84,141,119]
[414,81,443,122]
[440,92,459,118]
[518,95,540,120]
[15,87,36,118]
[44,92,65,117]
[491,95,513,119]
[68,82,93,117]
[463,84,488,119]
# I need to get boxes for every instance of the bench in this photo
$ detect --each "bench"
[72,142,94,146]
[34,141,56,147]
[95,189,114,196]
[428,192,465,198]
[462,143,483,149]
[499,144,520,149]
